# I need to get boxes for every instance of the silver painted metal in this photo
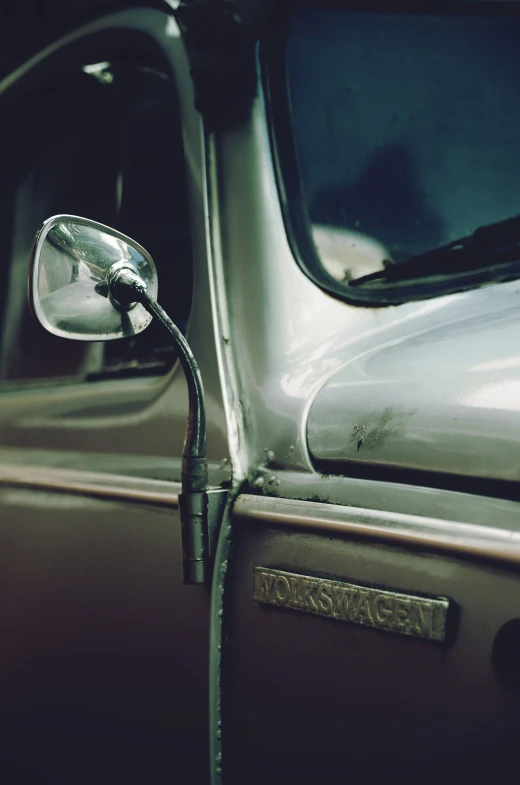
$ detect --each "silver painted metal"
[234,494,520,567]
[263,469,520,532]
[253,567,450,642]
[307,279,520,483]
[205,136,249,482]
[29,215,157,341]
[206,56,520,778]
[210,46,520,489]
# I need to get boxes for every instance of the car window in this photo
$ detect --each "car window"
[270,2,520,304]
[0,54,193,384]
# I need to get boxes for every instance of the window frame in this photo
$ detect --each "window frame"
[261,0,520,307]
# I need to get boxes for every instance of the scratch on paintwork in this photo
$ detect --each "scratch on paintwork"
[350,407,415,452]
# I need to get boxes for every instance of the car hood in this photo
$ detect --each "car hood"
[307,282,520,486]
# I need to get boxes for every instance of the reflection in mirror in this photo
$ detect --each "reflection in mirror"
[29,215,158,341]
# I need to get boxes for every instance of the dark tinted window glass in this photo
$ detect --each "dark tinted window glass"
[287,7,520,285]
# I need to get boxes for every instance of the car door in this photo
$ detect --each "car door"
[204,3,520,782]
[0,9,229,784]
[224,486,520,784]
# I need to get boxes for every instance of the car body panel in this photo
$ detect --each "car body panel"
[207,62,520,492]
[223,502,520,785]
[307,279,520,484]
[206,20,520,784]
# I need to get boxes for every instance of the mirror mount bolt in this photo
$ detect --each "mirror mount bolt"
[107,262,148,309]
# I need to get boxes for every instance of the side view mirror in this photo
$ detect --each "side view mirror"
[29,214,158,341]
[28,215,226,585]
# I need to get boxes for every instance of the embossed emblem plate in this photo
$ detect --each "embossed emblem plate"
[253,568,449,642]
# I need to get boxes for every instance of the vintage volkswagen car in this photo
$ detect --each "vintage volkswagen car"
[0,0,520,783]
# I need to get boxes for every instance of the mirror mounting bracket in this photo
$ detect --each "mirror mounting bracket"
[107,264,226,585]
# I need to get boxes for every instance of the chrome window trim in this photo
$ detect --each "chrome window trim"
[0,463,180,507]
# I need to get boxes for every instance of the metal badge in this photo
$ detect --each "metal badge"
[253,568,449,642]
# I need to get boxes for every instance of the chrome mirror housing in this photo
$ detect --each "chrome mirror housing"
[29,214,158,341]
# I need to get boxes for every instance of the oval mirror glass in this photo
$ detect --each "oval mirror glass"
[29,215,158,341]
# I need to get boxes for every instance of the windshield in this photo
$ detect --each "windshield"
[280,3,520,299]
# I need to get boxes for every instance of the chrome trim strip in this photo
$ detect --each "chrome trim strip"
[0,464,180,507]
[233,494,520,566]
